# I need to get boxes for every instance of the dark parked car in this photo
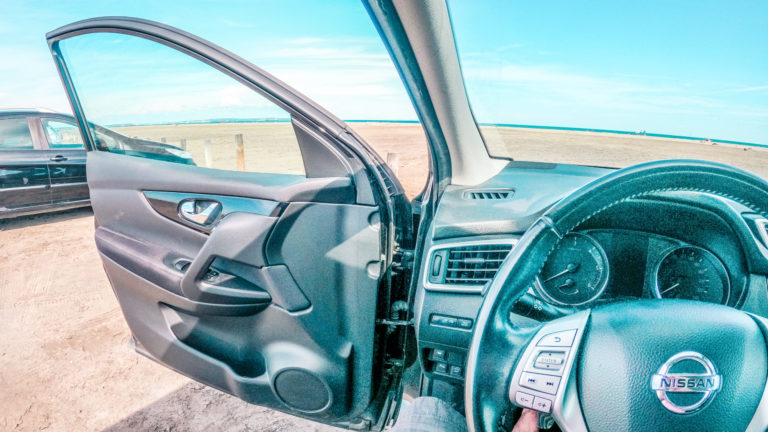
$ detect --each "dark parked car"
[0,110,194,218]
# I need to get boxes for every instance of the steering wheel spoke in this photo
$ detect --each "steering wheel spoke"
[508,311,590,432]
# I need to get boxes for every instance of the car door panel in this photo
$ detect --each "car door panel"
[0,152,51,211]
[48,17,406,428]
[47,149,88,203]
[0,116,51,214]
[90,163,383,420]
[34,116,90,204]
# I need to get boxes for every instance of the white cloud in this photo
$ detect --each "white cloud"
[218,85,249,106]
[721,85,768,94]
[248,36,417,120]
[462,62,728,116]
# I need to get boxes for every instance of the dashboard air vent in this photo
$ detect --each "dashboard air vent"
[463,189,514,200]
[443,244,514,285]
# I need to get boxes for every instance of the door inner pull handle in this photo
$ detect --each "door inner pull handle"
[179,199,222,226]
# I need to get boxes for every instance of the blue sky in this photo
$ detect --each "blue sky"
[449,0,768,143]
[0,0,766,143]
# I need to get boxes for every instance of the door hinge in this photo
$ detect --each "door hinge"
[392,247,414,271]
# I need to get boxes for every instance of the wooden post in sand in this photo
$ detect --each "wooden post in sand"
[180,138,187,151]
[204,139,213,168]
[386,152,400,176]
[235,134,245,171]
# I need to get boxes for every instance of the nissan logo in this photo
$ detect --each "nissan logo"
[651,351,722,414]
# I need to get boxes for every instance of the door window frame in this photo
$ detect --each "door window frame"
[47,17,406,206]
[48,20,347,155]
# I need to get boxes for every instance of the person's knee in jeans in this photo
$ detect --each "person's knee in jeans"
[389,397,539,432]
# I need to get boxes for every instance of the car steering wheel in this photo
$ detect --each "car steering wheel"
[464,160,768,432]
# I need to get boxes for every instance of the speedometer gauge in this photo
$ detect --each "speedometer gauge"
[534,233,609,306]
[653,246,730,304]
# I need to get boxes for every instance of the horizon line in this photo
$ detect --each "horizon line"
[105,118,767,148]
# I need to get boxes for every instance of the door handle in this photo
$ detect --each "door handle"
[179,199,222,226]
[49,155,68,162]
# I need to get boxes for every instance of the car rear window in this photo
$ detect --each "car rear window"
[0,117,34,150]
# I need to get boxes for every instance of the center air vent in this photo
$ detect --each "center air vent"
[463,189,514,200]
[426,241,517,291]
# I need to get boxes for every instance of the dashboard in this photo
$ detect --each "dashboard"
[411,161,768,401]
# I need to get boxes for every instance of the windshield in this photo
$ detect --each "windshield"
[448,1,768,178]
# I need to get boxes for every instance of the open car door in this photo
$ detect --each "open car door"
[47,17,412,430]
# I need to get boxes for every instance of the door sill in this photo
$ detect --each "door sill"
[0,200,91,219]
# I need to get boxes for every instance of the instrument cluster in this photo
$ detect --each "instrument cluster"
[532,230,738,308]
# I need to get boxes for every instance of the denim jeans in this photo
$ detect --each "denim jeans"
[389,397,468,432]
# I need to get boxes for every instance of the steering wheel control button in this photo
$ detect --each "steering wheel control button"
[532,397,552,413]
[537,329,576,347]
[515,392,535,409]
[533,351,566,371]
[650,351,722,414]
[519,372,561,395]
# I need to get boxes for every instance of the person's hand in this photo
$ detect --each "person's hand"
[511,409,539,432]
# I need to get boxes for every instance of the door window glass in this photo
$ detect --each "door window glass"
[41,118,85,150]
[0,118,34,150]
[57,32,305,175]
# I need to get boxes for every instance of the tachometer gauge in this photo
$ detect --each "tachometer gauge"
[653,246,730,304]
[534,233,609,306]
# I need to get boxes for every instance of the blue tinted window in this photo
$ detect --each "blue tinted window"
[42,118,85,150]
[0,118,34,150]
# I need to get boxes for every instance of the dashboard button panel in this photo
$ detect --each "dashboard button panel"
[426,347,466,380]
[430,313,473,331]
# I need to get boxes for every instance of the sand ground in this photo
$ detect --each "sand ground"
[1,124,767,431]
